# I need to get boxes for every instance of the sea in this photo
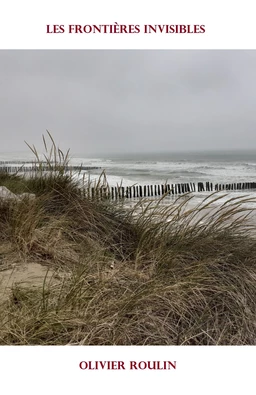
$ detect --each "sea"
[1,149,256,210]
[70,149,256,209]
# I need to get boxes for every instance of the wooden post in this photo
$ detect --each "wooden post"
[198,182,204,192]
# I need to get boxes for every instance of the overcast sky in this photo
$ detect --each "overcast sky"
[0,50,256,155]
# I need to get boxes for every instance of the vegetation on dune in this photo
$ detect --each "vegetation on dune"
[0,133,255,345]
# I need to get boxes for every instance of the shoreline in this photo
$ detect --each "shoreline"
[0,158,256,345]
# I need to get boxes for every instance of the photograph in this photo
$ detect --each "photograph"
[0,49,255,346]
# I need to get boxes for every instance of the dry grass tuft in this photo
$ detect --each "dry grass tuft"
[0,134,255,345]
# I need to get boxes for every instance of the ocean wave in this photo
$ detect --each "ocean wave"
[196,165,226,170]
[242,163,256,169]
[167,170,211,177]
[135,161,158,165]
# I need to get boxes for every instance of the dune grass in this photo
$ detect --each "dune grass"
[0,134,255,345]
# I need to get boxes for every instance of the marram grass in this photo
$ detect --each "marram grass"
[0,134,255,345]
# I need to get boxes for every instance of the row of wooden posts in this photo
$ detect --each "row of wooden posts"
[0,161,49,165]
[86,181,256,199]
[0,165,101,173]
[1,163,255,198]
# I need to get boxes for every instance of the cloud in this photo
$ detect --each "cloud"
[0,50,256,154]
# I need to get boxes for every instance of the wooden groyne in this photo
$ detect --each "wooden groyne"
[86,181,256,199]
[0,165,101,173]
[0,160,50,165]
[1,162,255,198]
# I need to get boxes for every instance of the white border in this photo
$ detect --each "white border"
[0,346,255,394]
[0,1,255,394]
[0,0,255,49]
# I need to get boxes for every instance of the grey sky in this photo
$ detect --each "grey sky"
[0,50,256,155]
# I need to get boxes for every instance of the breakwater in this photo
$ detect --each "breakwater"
[1,162,255,198]
[0,164,101,173]
[86,181,256,199]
